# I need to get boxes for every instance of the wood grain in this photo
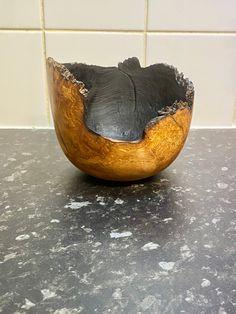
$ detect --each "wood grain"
[47,58,192,181]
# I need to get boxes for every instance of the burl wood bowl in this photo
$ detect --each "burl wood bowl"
[47,57,194,181]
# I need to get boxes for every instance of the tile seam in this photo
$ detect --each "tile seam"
[40,0,51,126]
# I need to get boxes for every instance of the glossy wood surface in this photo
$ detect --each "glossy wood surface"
[47,58,192,181]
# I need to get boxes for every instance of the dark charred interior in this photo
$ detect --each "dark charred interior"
[63,57,191,142]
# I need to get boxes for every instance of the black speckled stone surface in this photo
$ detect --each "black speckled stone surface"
[0,129,235,314]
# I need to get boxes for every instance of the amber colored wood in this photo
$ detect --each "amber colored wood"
[47,58,192,181]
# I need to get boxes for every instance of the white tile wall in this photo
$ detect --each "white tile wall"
[45,32,144,65]
[0,32,48,127]
[147,34,236,127]
[0,0,236,127]
[0,0,41,29]
[148,0,236,31]
[44,0,145,30]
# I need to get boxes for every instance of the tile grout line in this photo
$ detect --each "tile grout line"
[0,28,42,31]
[45,28,143,33]
[147,30,236,35]
[232,98,236,126]
[0,28,143,33]
[143,0,149,66]
[40,0,51,126]
[146,30,236,34]
[1,28,236,35]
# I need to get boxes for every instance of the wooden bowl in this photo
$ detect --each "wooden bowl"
[46,57,194,181]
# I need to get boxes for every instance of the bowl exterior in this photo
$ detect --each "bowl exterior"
[47,59,192,181]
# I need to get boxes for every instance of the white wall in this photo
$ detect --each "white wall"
[0,0,236,128]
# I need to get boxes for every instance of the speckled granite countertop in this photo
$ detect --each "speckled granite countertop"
[0,129,235,314]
